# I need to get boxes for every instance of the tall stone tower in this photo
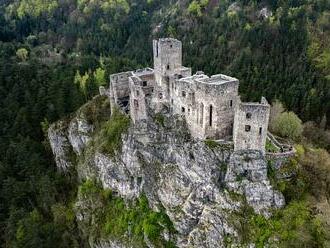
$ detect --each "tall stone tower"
[233,97,270,154]
[153,38,182,87]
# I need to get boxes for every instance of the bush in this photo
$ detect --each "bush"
[77,180,175,246]
[272,112,303,141]
[204,139,219,149]
[95,108,130,157]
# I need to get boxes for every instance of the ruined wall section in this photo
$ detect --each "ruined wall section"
[109,71,133,103]
[172,74,239,140]
[233,97,270,153]
[129,71,156,123]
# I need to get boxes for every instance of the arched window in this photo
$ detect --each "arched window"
[209,105,213,127]
[166,64,170,70]
[246,113,252,119]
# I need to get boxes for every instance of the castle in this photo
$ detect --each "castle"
[107,38,270,154]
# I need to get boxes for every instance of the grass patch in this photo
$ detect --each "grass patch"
[204,139,219,149]
[94,108,130,157]
[266,139,280,153]
[77,180,176,246]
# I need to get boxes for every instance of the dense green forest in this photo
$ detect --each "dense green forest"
[0,0,330,246]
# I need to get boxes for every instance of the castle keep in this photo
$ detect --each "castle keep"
[108,38,270,153]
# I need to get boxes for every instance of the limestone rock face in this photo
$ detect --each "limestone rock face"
[225,150,285,216]
[48,120,73,170]
[68,117,93,155]
[48,97,285,247]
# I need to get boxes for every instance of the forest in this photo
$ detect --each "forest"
[0,0,330,246]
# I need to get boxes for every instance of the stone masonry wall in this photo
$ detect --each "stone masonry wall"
[233,97,270,153]
[171,74,239,140]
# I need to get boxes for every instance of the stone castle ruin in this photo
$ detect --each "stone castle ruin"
[108,38,270,154]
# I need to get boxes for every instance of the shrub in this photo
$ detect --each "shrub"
[96,108,130,157]
[272,112,303,141]
[204,139,219,149]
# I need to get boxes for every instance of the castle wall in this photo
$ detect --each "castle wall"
[129,77,148,123]
[110,71,133,103]
[233,97,270,154]
[108,38,271,154]
[171,74,239,140]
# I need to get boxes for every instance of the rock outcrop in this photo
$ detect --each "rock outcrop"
[48,96,285,247]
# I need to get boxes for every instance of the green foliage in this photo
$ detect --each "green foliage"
[95,108,130,157]
[247,201,320,247]
[265,139,280,153]
[188,0,209,17]
[16,48,28,61]
[204,139,219,149]
[0,0,330,246]
[272,112,303,141]
[154,113,165,127]
[78,180,175,246]
[74,70,90,100]
[16,0,58,18]
[93,67,106,86]
[188,1,202,17]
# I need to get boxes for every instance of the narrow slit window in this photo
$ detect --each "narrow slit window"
[182,107,185,113]
[230,100,233,107]
[209,105,213,127]
[259,127,262,135]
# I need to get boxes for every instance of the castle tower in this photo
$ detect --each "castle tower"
[233,97,270,154]
[153,38,182,78]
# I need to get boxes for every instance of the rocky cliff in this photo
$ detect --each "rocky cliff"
[48,95,284,247]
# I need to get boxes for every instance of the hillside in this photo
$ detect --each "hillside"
[0,0,330,247]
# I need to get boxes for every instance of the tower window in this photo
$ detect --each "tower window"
[259,127,262,135]
[182,107,185,113]
[159,92,163,99]
[136,90,140,96]
[142,81,147,87]
[245,125,251,132]
[134,99,139,109]
[156,42,158,57]
[230,100,233,107]
[246,113,252,119]
[170,44,173,48]
[182,91,186,97]
[166,64,170,70]
[209,105,213,127]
